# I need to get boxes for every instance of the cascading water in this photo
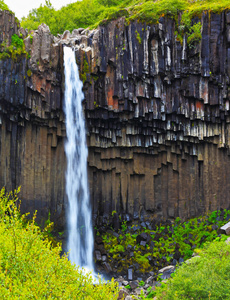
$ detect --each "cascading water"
[63,46,94,271]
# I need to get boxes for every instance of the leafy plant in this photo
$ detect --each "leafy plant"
[0,188,119,299]
[121,220,127,232]
[0,0,9,10]
[154,239,230,299]
[139,280,145,287]
[0,34,26,61]
[11,34,24,49]
[187,22,202,48]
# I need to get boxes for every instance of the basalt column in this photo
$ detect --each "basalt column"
[1,10,230,226]
[0,20,66,226]
[63,11,230,223]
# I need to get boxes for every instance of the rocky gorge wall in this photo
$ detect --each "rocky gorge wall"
[1,9,230,226]
[0,11,65,226]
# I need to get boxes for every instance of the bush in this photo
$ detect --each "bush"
[0,0,9,11]
[20,0,230,36]
[11,34,24,49]
[0,34,26,61]
[0,188,119,299]
[154,238,230,299]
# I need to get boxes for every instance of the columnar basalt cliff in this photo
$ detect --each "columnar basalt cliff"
[0,15,65,225]
[1,10,230,226]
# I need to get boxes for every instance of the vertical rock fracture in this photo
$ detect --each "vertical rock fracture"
[63,46,94,270]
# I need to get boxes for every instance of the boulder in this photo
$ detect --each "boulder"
[220,222,230,235]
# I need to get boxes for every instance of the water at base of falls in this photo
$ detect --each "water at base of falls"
[63,46,94,271]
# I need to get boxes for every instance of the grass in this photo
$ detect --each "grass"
[154,238,230,299]
[20,0,230,36]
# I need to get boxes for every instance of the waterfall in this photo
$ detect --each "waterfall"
[63,46,94,271]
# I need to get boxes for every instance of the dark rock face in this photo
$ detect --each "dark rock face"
[1,11,230,226]
[0,22,65,226]
[73,11,230,223]
[0,10,19,46]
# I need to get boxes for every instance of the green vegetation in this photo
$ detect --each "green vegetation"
[27,69,32,77]
[135,30,142,44]
[154,238,230,299]
[100,209,230,274]
[0,34,27,61]
[0,0,9,10]
[0,188,119,299]
[187,22,202,48]
[80,55,90,83]
[21,0,230,36]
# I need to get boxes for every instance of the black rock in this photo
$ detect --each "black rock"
[212,224,219,231]
[141,222,146,228]
[130,252,134,257]
[172,259,178,265]
[179,257,184,264]
[225,214,230,221]
[136,232,151,244]
[173,249,181,260]
[140,241,146,247]
[112,213,120,231]
[102,262,112,273]
[130,281,138,289]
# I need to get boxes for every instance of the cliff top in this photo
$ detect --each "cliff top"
[20,0,230,36]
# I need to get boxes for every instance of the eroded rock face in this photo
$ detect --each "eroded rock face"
[0,10,19,46]
[55,11,230,224]
[0,22,65,226]
[1,11,230,226]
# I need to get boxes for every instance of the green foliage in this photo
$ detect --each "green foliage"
[135,30,142,44]
[11,34,24,49]
[0,34,26,61]
[154,239,230,299]
[187,22,202,48]
[100,209,230,275]
[0,0,9,10]
[139,280,145,287]
[0,188,119,299]
[79,55,90,83]
[121,220,127,232]
[27,69,32,77]
[21,0,230,36]
[0,50,10,60]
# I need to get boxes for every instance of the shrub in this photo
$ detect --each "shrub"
[0,188,119,299]
[154,238,230,299]
[11,34,24,49]
[187,22,202,48]
[0,0,9,11]
[0,34,26,61]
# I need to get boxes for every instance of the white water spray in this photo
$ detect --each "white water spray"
[63,46,94,271]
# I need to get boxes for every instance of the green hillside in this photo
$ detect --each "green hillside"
[20,0,230,36]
